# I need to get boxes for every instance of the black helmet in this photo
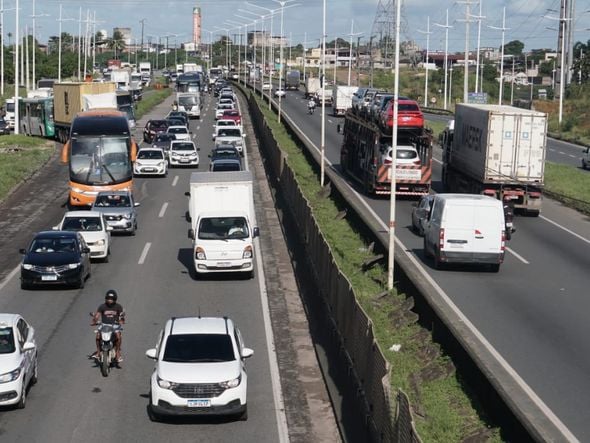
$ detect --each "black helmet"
[105,289,118,302]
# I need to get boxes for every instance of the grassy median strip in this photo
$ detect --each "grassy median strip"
[253,95,502,442]
[135,87,172,120]
[0,135,53,201]
[544,162,590,214]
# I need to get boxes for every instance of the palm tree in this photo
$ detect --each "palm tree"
[107,31,126,58]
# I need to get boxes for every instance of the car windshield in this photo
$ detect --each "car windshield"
[218,104,233,110]
[163,334,235,363]
[399,103,420,112]
[0,328,16,354]
[94,194,131,207]
[172,143,195,151]
[212,148,238,157]
[62,216,102,231]
[224,111,240,117]
[168,127,188,134]
[217,129,241,138]
[30,237,77,253]
[212,161,241,172]
[138,150,164,160]
[198,216,249,240]
[150,121,168,130]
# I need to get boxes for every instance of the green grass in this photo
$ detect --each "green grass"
[0,138,53,201]
[425,119,447,144]
[135,88,172,120]
[252,94,503,442]
[544,162,590,214]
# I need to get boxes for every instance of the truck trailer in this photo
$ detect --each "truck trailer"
[187,171,259,278]
[443,104,547,215]
[333,86,358,116]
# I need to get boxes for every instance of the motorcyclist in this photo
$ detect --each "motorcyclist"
[503,196,516,237]
[172,101,178,111]
[307,98,316,114]
[91,290,125,363]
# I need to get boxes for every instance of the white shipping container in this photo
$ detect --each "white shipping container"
[452,104,547,184]
[333,86,358,116]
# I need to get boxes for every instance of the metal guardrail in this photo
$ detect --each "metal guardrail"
[235,80,571,442]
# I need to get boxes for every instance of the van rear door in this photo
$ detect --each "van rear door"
[441,203,474,253]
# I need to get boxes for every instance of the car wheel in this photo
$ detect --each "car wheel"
[76,272,85,289]
[147,393,160,422]
[16,384,26,409]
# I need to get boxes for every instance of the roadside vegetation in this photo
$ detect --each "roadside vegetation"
[251,93,502,442]
[135,86,172,120]
[0,135,53,202]
[544,162,590,215]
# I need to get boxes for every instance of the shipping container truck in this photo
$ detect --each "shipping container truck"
[285,70,300,90]
[304,77,321,99]
[187,171,259,278]
[53,82,117,143]
[442,104,547,215]
[333,86,358,116]
[340,110,433,196]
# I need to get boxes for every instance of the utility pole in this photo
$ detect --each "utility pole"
[417,16,432,108]
[470,0,485,93]
[347,20,363,87]
[1,0,17,95]
[489,7,509,105]
[139,18,146,61]
[434,10,452,110]
[457,0,477,103]
[77,6,82,80]
[510,55,515,105]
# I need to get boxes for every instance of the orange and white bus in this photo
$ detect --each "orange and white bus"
[61,109,138,207]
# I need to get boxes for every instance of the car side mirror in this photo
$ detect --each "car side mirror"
[106,226,113,232]
[184,191,190,196]
[188,229,195,240]
[241,348,254,359]
[52,225,59,230]
[19,248,27,254]
[134,202,141,207]
[83,247,91,254]
[145,348,157,360]
[252,227,260,238]
[22,342,36,352]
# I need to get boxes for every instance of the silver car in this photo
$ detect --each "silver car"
[91,191,140,235]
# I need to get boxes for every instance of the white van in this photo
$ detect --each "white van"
[422,194,505,272]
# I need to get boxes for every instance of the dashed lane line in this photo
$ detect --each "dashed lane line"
[158,202,169,218]
[138,242,152,265]
[172,176,179,187]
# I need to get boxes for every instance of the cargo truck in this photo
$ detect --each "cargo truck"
[110,70,130,90]
[442,104,547,215]
[176,92,201,119]
[53,82,117,143]
[285,70,300,90]
[139,61,151,79]
[304,77,321,99]
[187,171,259,278]
[333,86,358,116]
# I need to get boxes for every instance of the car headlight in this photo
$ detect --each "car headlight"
[0,366,22,384]
[123,213,133,220]
[96,239,105,246]
[195,247,206,260]
[219,374,241,389]
[243,246,253,259]
[158,162,165,167]
[22,263,33,270]
[67,263,81,269]
[157,375,177,390]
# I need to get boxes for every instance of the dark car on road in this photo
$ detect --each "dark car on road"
[20,231,92,289]
[0,118,10,135]
[143,119,169,143]
[152,133,176,158]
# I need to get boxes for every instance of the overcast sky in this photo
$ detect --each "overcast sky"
[3,0,589,53]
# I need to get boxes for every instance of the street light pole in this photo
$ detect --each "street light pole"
[272,0,297,123]
[14,0,19,134]
[417,16,432,108]
[347,20,363,87]
[1,0,16,95]
[470,0,485,93]
[489,7,509,105]
[320,0,326,187]
[434,10,452,110]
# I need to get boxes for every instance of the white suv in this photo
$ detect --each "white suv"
[145,316,253,421]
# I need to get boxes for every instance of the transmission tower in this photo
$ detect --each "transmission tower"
[370,0,407,68]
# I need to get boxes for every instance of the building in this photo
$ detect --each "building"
[113,27,132,46]
[247,31,288,48]
[193,6,202,46]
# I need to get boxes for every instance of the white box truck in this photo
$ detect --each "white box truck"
[187,171,259,278]
[443,104,547,215]
[333,86,358,116]
[305,77,321,99]
[176,92,201,119]
[110,70,130,90]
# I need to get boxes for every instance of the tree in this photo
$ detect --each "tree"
[483,62,498,82]
[107,30,126,56]
[538,60,554,77]
[503,40,524,56]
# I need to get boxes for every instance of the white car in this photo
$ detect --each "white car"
[0,313,37,409]
[134,147,168,177]
[166,125,191,141]
[145,316,253,421]
[261,82,272,91]
[212,120,239,140]
[382,144,421,166]
[274,89,286,98]
[53,210,111,262]
[169,140,199,167]
[215,103,234,120]
[212,127,246,156]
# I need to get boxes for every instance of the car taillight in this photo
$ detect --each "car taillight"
[501,231,506,251]
[383,158,392,165]
[413,159,421,165]
[372,157,378,167]
[439,228,445,249]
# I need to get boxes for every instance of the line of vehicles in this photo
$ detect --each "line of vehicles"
[2,76,257,421]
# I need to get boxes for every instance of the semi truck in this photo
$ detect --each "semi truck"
[285,70,300,90]
[340,110,433,196]
[442,104,547,215]
[139,61,151,82]
[110,70,130,90]
[176,92,201,119]
[53,82,117,143]
[187,171,259,278]
[333,86,358,116]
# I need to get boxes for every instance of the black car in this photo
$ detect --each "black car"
[152,133,176,157]
[167,111,189,126]
[20,231,92,289]
[0,118,9,135]
[143,119,170,143]
[165,117,186,128]
[209,145,242,171]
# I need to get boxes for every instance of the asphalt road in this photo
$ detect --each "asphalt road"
[0,92,289,442]
[424,111,588,168]
[268,85,590,441]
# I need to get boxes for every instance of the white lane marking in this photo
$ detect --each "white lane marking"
[568,154,576,158]
[559,151,566,155]
[172,175,179,187]
[506,246,530,264]
[196,125,200,130]
[281,106,580,441]
[158,202,169,218]
[138,242,152,265]
[328,119,333,124]
[549,148,555,152]
[540,215,590,245]
[0,265,20,293]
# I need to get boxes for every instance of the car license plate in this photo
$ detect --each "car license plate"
[188,399,210,408]
[145,167,155,172]
[216,262,232,268]
[180,158,190,163]
[41,275,58,281]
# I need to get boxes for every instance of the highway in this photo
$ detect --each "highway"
[265,85,590,441]
[0,91,338,442]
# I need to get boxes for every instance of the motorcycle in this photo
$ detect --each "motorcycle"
[91,314,122,377]
[503,205,515,241]
[308,103,316,115]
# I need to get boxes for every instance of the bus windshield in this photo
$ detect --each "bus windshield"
[179,96,198,106]
[70,136,132,186]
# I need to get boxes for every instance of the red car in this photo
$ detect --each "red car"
[222,109,242,126]
[379,99,424,131]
